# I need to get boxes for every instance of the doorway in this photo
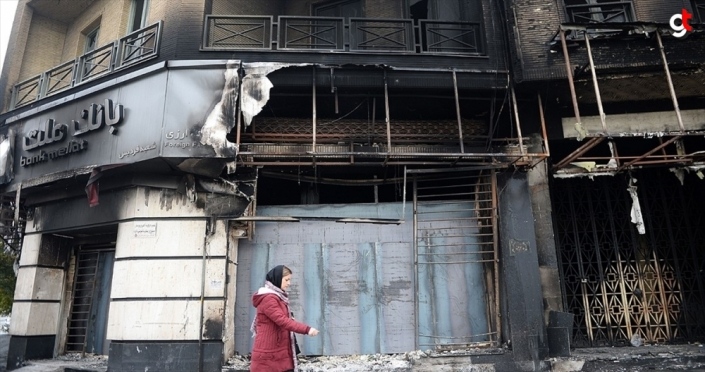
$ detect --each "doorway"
[64,237,116,355]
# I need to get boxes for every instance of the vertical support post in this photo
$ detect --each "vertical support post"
[656,31,685,132]
[491,170,501,345]
[13,183,22,235]
[235,69,243,146]
[452,70,465,153]
[384,70,392,151]
[402,166,407,218]
[538,93,550,157]
[331,68,339,114]
[583,31,607,134]
[312,66,317,151]
[510,86,526,156]
[559,29,582,127]
[412,176,419,349]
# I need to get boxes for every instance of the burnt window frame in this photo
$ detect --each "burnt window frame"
[563,0,637,24]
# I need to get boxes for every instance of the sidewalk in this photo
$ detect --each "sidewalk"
[1,338,704,372]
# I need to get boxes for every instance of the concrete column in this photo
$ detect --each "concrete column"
[527,158,564,320]
[7,234,71,370]
[107,217,228,372]
[497,172,549,371]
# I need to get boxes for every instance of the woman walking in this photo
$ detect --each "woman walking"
[250,265,319,372]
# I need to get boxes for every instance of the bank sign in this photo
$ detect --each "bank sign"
[2,63,241,187]
[21,99,123,167]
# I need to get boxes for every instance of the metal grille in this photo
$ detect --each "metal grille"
[66,251,101,353]
[553,170,705,347]
[244,117,487,144]
[413,170,500,349]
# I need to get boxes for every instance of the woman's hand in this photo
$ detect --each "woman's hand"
[308,328,319,336]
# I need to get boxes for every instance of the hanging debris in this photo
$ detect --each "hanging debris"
[627,177,645,234]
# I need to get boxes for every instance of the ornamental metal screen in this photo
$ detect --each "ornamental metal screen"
[553,170,705,347]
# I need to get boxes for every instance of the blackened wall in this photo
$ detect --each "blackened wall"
[497,171,549,371]
[505,0,702,82]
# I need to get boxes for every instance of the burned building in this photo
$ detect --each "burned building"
[505,0,705,353]
[3,0,701,371]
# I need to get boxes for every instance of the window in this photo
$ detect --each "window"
[84,27,100,53]
[128,0,149,33]
[564,0,635,23]
[314,0,363,18]
[694,0,705,23]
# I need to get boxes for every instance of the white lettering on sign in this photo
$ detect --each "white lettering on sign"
[134,222,157,237]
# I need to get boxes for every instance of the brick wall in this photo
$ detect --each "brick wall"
[61,0,130,62]
[0,0,33,112]
[18,15,67,82]
[148,0,169,24]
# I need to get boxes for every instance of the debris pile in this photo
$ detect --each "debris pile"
[224,350,434,371]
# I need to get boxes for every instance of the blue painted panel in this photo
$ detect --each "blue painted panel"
[234,201,488,356]
[416,201,490,349]
[235,203,413,356]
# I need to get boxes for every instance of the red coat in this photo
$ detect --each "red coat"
[250,292,310,372]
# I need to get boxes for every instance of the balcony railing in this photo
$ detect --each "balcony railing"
[11,22,162,110]
[565,1,635,23]
[203,15,483,55]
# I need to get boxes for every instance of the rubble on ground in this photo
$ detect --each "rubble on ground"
[224,350,434,371]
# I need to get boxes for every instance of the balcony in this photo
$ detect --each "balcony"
[203,16,484,55]
[10,22,162,110]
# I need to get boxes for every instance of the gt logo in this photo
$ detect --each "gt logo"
[670,8,693,38]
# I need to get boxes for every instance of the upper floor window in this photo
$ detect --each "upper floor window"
[565,0,635,23]
[694,0,705,22]
[129,0,150,33]
[84,27,100,53]
[314,0,363,18]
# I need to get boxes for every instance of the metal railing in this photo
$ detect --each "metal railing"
[203,15,272,50]
[203,15,483,55]
[565,1,635,23]
[279,16,344,50]
[350,18,414,52]
[11,22,162,110]
[421,21,483,54]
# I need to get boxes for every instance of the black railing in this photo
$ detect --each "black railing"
[279,16,344,50]
[204,16,272,50]
[203,15,483,55]
[421,21,483,54]
[565,1,635,23]
[11,22,162,110]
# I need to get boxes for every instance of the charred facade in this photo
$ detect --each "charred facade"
[1,0,701,371]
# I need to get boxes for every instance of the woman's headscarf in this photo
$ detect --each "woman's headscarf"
[266,265,286,289]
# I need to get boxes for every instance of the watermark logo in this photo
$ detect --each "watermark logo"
[670,8,693,38]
